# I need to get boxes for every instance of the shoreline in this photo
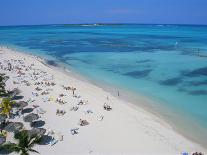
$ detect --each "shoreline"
[0,46,206,154]
[37,49,207,148]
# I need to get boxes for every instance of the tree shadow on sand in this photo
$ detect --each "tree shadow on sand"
[0,149,13,154]
[22,108,33,114]
[12,95,24,100]
[31,120,45,128]
[39,135,53,145]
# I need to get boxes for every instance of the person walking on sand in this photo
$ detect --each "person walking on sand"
[118,91,119,97]
[72,87,76,95]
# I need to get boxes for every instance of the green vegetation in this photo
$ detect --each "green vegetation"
[0,98,15,117]
[0,73,9,97]
[0,130,42,155]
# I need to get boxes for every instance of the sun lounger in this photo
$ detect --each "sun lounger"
[33,105,39,108]
[36,108,46,114]
[70,106,79,111]
[46,129,55,136]
[73,94,81,98]
[42,97,49,102]
[83,109,93,114]
[70,128,79,135]
[98,115,104,121]
[27,98,35,103]
[49,138,58,146]
[79,119,89,126]
[49,97,55,101]
[103,103,112,111]
[56,133,64,141]
[56,109,66,116]
[32,92,38,97]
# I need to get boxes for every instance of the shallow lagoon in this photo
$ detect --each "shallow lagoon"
[0,24,207,146]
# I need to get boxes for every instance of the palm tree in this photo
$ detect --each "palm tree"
[0,130,42,155]
[0,98,15,117]
[0,73,9,97]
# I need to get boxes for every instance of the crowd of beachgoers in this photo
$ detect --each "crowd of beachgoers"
[0,46,206,155]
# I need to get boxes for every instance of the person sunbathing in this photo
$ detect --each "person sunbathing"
[192,152,204,155]
[59,93,65,97]
[103,103,112,111]
[41,91,49,95]
[70,106,79,111]
[70,128,79,135]
[79,119,89,126]
[78,100,84,105]
[35,87,42,91]
[56,109,66,116]
[56,98,66,104]
[51,82,56,86]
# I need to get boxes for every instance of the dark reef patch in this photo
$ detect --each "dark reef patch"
[184,67,207,77]
[46,60,58,67]
[136,59,153,63]
[124,69,152,78]
[159,77,183,86]
[188,90,207,96]
[185,80,207,86]
[177,87,187,92]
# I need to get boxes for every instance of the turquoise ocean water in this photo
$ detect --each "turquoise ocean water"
[0,24,207,147]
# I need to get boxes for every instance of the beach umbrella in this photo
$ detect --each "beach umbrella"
[28,128,46,137]
[0,136,6,145]
[4,122,23,132]
[9,88,21,97]
[24,113,39,122]
[13,101,28,109]
[0,114,6,122]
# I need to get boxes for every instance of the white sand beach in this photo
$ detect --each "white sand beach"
[0,46,206,155]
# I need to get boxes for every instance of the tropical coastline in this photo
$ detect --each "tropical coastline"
[0,46,206,154]
[8,43,207,147]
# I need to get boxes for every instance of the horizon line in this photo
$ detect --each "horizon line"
[0,22,207,27]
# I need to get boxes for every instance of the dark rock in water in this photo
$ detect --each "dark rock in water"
[188,90,207,96]
[136,59,153,63]
[185,80,207,86]
[160,77,183,86]
[124,69,152,78]
[184,67,207,77]
[46,60,58,67]
[177,87,187,92]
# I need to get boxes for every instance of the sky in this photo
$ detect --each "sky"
[0,0,207,26]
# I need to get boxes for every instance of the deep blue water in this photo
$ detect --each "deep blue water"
[0,24,207,146]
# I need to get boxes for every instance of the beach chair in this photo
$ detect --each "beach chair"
[36,108,46,114]
[70,106,79,111]
[49,137,58,146]
[98,115,104,121]
[27,98,35,103]
[56,133,64,141]
[79,119,89,126]
[70,128,79,135]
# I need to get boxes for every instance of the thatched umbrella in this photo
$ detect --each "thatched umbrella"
[0,136,6,145]
[28,128,46,137]
[0,114,6,122]
[9,88,21,97]
[71,87,77,95]
[13,101,28,109]
[23,113,39,122]
[4,122,23,132]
